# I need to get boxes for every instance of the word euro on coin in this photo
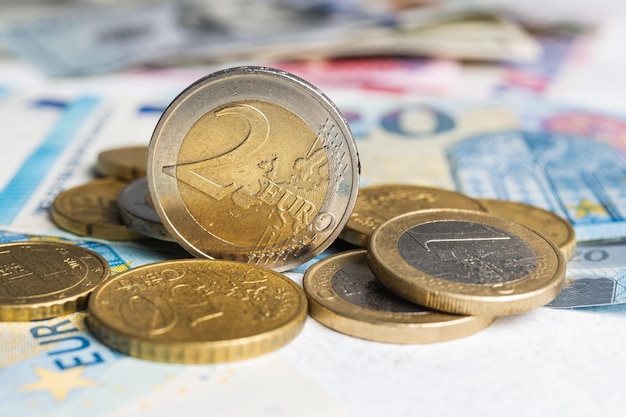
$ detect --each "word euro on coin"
[304,250,495,343]
[368,209,566,316]
[0,241,110,321]
[477,198,576,260]
[87,259,307,363]
[340,184,487,247]
[147,66,359,271]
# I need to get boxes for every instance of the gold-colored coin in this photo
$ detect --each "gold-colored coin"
[87,259,308,363]
[368,209,566,316]
[340,184,486,247]
[51,177,145,240]
[304,250,495,343]
[96,145,148,181]
[0,241,110,321]
[147,66,359,271]
[477,198,576,260]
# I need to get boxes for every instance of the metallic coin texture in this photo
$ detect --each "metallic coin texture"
[478,198,576,260]
[368,209,566,316]
[96,145,148,181]
[87,259,308,363]
[51,177,145,240]
[147,66,359,271]
[118,177,174,241]
[0,241,110,321]
[340,184,486,247]
[303,250,495,343]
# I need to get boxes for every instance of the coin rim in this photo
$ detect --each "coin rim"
[340,183,487,247]
[51,177,145,240]
[95,145,148,181]
[477,198,576,261]
[147,65,360,271]
[368,209,566,316]
[0,241,111,321]
[87,259,308,363]
[304,249,495,343]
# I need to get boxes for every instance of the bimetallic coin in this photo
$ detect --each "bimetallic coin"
[368,209,566,316]
[304,250,495,343]
[147,66,359,272]
[0,241,110,321]
[96,145,148,181]
[51,177,145,240]
[478,198,576,260]
[340,184,486,247]
[118,177,174,241]
[87,259,307,363]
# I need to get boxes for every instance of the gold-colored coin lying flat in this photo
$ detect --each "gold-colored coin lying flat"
[51,177,145,240]
[147,66,359,272]
[96,145,148,181]
[477,198,576,260]
[304,250,495,343]
[87,259,307,363]
[0,241,110,321]
[340,184,486,247]
[368,209,566,316]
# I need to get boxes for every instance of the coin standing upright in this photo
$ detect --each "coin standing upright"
[148,66,359,271]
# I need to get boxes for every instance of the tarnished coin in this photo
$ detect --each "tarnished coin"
[477,198,576,260]
[304,250,495,343]
[147,66,359,271]
[87,259,307,363]
[118,177,173,241]
[340,184,486,247]
[0,241,110,321]
[51,177,145,240]
[368,209,566,316]
[96,145,147,181]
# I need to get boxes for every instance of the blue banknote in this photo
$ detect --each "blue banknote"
[549,241,626,308]
[448,108,626,242]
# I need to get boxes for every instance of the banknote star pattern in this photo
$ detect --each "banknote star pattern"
[571,198,607,219]
[20,366,98,401]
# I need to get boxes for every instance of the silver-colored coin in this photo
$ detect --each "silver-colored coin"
[118,177,174,241]
[147,66,360,271]
[398,220,538,285]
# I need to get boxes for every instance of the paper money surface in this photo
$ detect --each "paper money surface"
[449,104,626,243]
[548,242,626,308]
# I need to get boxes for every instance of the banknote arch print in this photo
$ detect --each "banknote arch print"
[147,66,360,271]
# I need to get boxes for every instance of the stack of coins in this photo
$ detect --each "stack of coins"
[303,183,571,343]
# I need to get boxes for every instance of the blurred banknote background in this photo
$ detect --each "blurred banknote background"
[2,0,626,416]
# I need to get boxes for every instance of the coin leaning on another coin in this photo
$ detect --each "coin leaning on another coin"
[340,183,487,247]
[147,66,360,271]
[304,250,495,343]
[368,209,566,316]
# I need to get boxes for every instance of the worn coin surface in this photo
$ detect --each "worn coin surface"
[51,177,145,240]
[118,177,173,241]
[96,145,148,181]
[147,66,359,271]
[0,241,110,321]
[340,184,486,247]
[368,209,566,316]
[87,259,308,363]
[477,198,576,260]
[304,250,495,343]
